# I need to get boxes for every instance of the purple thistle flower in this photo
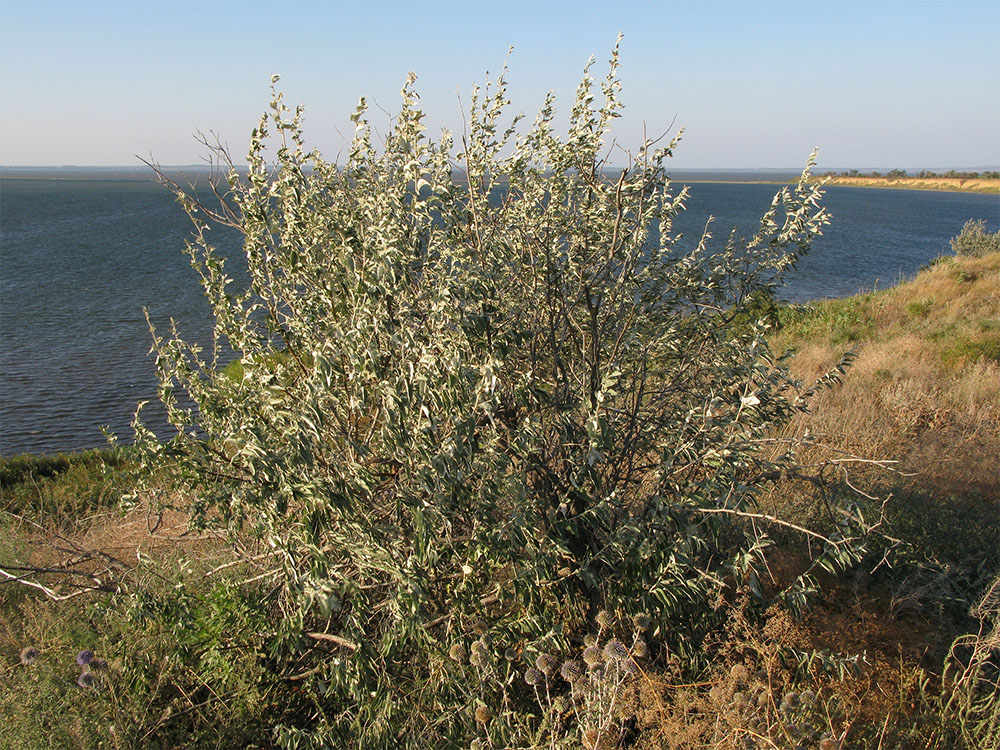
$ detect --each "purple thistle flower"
[603,639,629,661]
[560,659,583,682]
[523,667,543,686]
[76,649,94,666]
[535,652,559,676]
[77,671,96,688]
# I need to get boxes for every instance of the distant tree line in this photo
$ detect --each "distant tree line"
[823,169,1000,179]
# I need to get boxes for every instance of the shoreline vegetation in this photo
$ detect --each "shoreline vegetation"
[815,175,1000,194]
[3,250,997,747]
[683,175,1000,194]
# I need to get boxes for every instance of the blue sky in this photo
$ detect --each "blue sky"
[1,0,997,169]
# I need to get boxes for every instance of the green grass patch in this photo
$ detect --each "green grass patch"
[940,330,1000,369]
[776,292,881,345]
[0,448,136,527]
[904,298,934,318]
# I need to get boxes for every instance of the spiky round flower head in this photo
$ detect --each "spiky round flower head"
[552,695,568,713]
[76,649,94,667]
[448,643,467,663]
[535,652,559,676]
[19,646,40,666]
[473,620,488,636]
[560,659,583,682]
[470,641,491,669]
[781,691,800,710]
[603,639,629,662]
[471,740,484,750]
[504,647,520,662]
[730,663,749,684]
[799,689,817,707]
[582,645,603,666]
[583,633,597,648]
[631,638,648,658]
[632,613,651,631]
[523,667,543,686]
[77,671,96,688]
[733,691,748,711]
[469,649,486,669]
[595,610,614,630]
[474,705,491,725]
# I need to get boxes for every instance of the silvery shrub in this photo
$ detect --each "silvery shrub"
[134,39,873,746]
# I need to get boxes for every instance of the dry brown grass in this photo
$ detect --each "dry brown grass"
[775,253,1000,499]
[625,252,1000,747]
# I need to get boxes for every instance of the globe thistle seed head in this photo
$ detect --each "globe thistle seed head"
[535,652,559,676]
[76,649,94,666]
[504,647,519,662]
[473,620,488,635]
[781,691,800,709]
[583,633,597,648]
[730,663,749,685]
[523,667,543,686]
[799,689,817,707]
[595,610,614,630]
[470,650,486,669]
[77,671,96,688]
[560,659,583,682]
[631,638,648,658]
[733,691,748,710]
[448,643,467,663]
[603,639,628,662]
[582,645,603,666]
[19,646,40,666]
[471,740,484,750]
[552,696,568,713]
[632,613,651,631]
[474,705,491,725]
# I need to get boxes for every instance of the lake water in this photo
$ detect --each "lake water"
[2,172,998,456]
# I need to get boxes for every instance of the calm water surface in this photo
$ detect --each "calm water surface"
[2,174,998,455]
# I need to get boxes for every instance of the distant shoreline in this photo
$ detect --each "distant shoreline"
[4,171,998,195]
[815,176,1000,194]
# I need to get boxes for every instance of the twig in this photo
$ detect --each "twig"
[305,632,359,651]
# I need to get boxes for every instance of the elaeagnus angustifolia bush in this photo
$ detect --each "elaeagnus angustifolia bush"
[133,38,881,747]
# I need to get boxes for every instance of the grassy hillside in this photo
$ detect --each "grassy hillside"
[2,255,998,749]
